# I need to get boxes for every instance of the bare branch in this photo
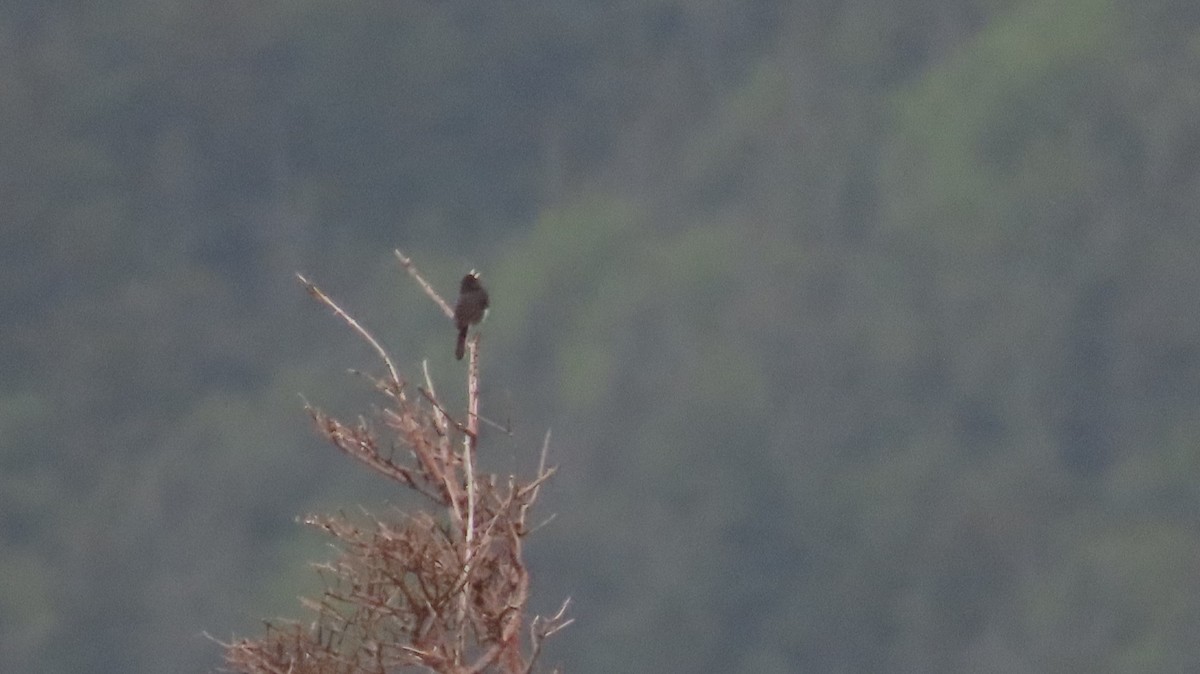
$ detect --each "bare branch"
[395,248,454,319]
[422,359,450,437]
[296,273,402,390]
[418,386,474,439]
[229,257,569,674]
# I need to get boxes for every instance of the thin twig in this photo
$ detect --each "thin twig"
[297,273,401,388]
[517,431,555,529]
[517,466,558,501]
[537,431,552,479]
[525,513,558,536]
[395,249,454,319]
[524,598,574,674]
[421,360,450,437]
[417,387,473,439]
[348,368,405,402]
[478,413,513,435]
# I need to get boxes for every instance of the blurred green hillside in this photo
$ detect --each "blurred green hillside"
[4,0,1200,671]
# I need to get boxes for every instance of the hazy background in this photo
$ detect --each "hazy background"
[5,0,1200,671]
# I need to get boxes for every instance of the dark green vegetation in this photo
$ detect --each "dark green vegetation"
[4,0,1200,671]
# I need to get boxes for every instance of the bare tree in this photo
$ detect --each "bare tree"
[221,250,571,674]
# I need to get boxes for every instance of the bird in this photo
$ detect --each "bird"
[453,270,489,360]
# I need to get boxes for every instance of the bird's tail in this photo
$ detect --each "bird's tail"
[455,326,468,360]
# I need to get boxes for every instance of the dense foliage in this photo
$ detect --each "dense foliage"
[4,0,1200,672]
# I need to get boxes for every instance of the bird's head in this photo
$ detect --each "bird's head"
[461,270,483,292]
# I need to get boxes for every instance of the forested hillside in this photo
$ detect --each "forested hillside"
[4,0,1200,672]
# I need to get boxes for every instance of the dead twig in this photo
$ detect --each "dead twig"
[296,273,402,391]
[395,248,454,319]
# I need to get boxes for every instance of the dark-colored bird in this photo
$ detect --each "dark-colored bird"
[453,270,489,360]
